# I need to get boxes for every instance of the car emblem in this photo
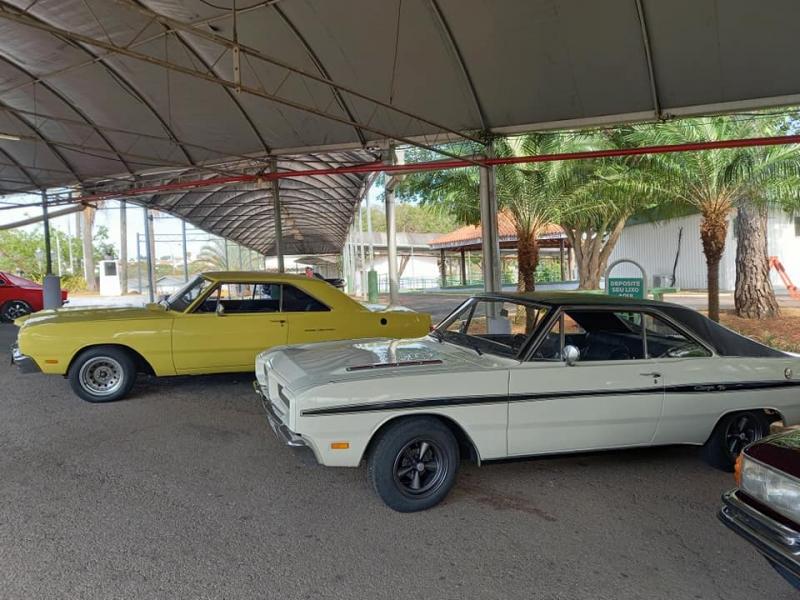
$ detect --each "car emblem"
[786,368,793,380]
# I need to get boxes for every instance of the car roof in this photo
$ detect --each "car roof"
[200,271,320,284]
[475,291,680,309]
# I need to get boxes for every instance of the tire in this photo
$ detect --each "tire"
[367,416,459,512]
[68,346,137,403]
[1,300,32,322]
[701,410,771,471]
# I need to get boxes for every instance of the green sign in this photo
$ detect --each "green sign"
[608,277,644,299]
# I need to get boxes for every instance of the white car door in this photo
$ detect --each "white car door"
[507,308,664,456]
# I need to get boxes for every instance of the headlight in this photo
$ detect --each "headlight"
[740,456,800,524]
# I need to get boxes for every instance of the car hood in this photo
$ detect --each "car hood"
[15,303,172,327]
[259,336,514,393]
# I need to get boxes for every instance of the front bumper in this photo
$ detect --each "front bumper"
[10,343,40,374]
[719,489,800,579]
[253,380,306,448]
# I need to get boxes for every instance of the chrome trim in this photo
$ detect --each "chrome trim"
[253,380,306,448]
[719,490,800,578]
[9,343,41,374]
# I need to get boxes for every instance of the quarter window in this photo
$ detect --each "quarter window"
[643,314,710,358]
[281,285,329,312]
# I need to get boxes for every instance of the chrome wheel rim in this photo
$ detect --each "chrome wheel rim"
[78,357,124,397]
[4,301,30,319]
[393,438,447,496]
[725,414,763,459]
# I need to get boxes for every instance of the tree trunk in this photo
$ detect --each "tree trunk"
[566,217,627,290]
[734,203,779,319]
[699,209,729,322]
[119,200,128,294]
[516,228,538,292]
[81,206,97,291]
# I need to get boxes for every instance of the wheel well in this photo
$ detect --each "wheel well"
[363,413,481,465]
[705,408,785,444]
[68,344,155,376]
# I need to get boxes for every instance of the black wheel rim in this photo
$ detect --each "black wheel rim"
[392,438,448,496]
[725,414,763,460]
[4,301,30,319]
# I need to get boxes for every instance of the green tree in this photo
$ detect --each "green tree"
[627,117,800,321]
[360,203,458,233]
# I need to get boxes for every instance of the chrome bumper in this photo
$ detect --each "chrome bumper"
[719,490,800,578]
[10,343,40,374]
[253,380,306,448]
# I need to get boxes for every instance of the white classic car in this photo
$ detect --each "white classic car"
[254,293,800,512]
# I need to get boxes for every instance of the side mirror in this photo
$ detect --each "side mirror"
[563,345,580,366]
[215,303,226,317]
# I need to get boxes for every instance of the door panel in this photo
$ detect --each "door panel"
[171,312,287,373]
[507,360,664,456]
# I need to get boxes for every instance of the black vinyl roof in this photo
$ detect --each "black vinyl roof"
[478,292,787,358]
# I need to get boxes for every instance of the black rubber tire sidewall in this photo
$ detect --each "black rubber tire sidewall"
[1,300,31,322]
[68,346,137,403]
[701,410,770,471]
[367,416,459,512]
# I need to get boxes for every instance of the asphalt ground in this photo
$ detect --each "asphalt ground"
[0,319,796,599]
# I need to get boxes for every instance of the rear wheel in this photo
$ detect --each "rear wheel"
[702,411,771,471]
[367,417,459,512]
[68,346,137,403]
[1,300,32,321]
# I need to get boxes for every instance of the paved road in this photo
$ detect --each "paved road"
[0,323,794,599]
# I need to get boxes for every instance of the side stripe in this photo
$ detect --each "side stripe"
[300,379,800,416]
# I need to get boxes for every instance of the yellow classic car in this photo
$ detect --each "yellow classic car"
[11,271,431,403]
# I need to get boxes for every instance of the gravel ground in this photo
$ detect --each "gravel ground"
[0,321,795,599]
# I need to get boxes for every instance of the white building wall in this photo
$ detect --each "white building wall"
[609,213,736,290]
[606,210,800,292]
[767,210,800,291]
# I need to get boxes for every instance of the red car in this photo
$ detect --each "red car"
[0,272,68,321]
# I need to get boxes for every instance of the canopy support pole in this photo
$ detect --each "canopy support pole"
[181,219,189,281]
[270,158,284,273]
[479,144,501,293]
[143,207,155,302]
[385,147,400,306]
[41,190,62,309]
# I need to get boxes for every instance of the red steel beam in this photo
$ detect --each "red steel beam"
[74,134,800,204]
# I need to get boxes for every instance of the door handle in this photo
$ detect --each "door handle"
[270,319,287,324]
[640,372,661,378]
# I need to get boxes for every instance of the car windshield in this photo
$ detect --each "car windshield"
[433,298,549,358]
[164,276,215,312]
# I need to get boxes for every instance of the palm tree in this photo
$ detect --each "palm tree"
[626,117,800,321]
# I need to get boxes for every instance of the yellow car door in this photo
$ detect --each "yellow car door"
[171,281,288,373]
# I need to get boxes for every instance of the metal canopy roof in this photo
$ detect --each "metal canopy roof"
[1,0,800,254]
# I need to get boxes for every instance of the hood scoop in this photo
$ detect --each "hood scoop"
[346,359,443,372]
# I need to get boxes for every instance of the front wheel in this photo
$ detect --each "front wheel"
[68,346,137,403]
[702,411,771,471]
[367,417,459,512]
[2,300,32,321]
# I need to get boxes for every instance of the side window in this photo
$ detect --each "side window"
[532,310,646,362]
[643,314,710,358]
[281,285,329,312]
[205,282,281,314]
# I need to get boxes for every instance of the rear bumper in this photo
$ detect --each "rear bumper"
[719,490,800,579]
[10,343,40,374]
